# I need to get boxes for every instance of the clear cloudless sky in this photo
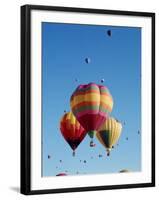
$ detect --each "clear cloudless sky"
[42,22,141,177]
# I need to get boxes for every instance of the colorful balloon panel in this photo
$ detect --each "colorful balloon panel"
[70,83,113,137]
[60,112,87,153]
[96,117,122,155]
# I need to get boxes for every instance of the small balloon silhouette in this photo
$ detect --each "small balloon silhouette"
[85,58,91,64]
[107,30,112,36]
[101,79,105,83]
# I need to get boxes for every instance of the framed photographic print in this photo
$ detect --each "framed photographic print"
[21,4,155,195]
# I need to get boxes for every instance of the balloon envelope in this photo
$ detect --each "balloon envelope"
[101,79,105,83]
[107,30,112,36]
[96,117,122,155]
[60,112,87,155]
[70,83,113,141]
[85,58,91,64]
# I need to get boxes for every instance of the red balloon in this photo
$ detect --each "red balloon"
[60,112,87,156]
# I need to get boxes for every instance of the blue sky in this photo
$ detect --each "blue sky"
[42,22,141,176]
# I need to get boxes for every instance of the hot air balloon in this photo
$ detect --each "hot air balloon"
[101,79,105,83]
[60,112,87,156]
[85,58,91,64]
[119,169,130,173]
[56,173,67,176]
[96,117,122,156]
[107,30,112,36]
[70,83,113,146]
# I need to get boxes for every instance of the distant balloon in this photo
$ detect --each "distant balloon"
[84,160,87,163]
[98,154,103,158]
[48,155,51,159]
[70,83,113,147]
[75,78,78,82]
[59,160,62,163]
[60,112,87,156]
[126,137,128,141]
[64,110,66,113]
[85,58,91,64]
[101,79,105,83]
[90,142,96,147]
[138,130,140,134]
[119,169,130,173]
[56,173,67,176]
[96,117,122,156]
[107,30,112,37]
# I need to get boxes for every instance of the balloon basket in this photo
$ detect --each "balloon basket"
[90,140,96,147]
[72,151,75,157]
[106,150,110,156]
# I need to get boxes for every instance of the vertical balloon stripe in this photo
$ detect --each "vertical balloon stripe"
[98,131,110,147]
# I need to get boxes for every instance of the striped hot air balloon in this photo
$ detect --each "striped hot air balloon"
[70,83,113,146]
[96,117,122,156]
[60,112,87,156]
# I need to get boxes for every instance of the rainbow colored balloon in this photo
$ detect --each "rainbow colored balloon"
[70,83,113,146]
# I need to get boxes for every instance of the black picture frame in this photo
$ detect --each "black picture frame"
[21,4,155,195]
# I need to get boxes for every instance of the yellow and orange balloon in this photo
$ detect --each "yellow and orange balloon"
[60,112,87,156]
